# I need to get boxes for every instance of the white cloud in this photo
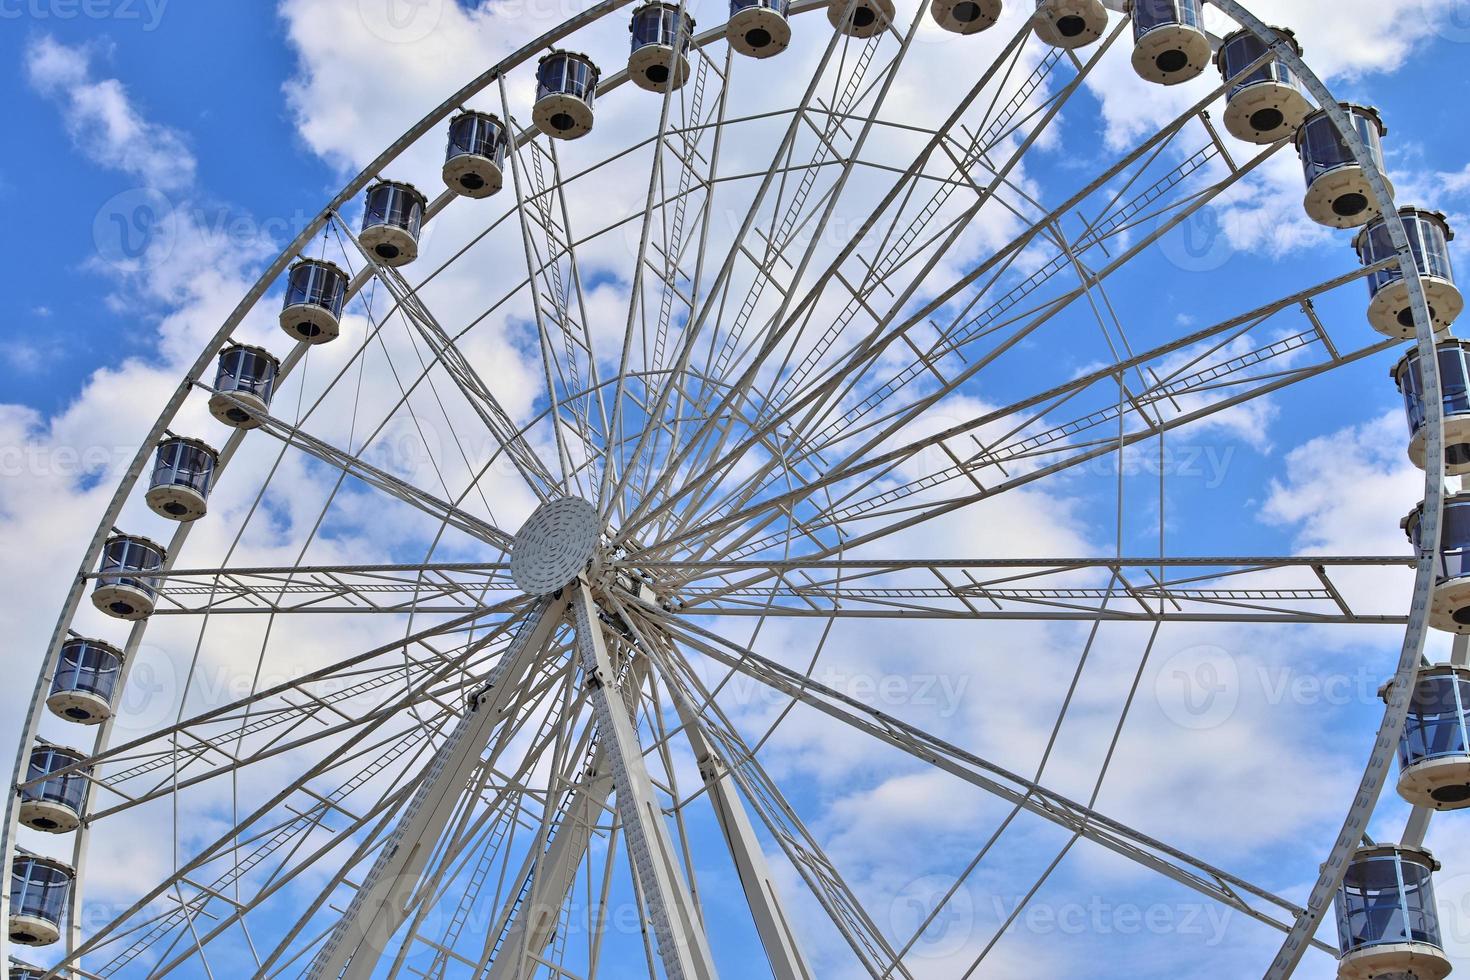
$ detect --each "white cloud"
[6,6,1463,977]
[25,36,197,193]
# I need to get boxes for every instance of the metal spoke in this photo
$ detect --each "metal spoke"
[7,5,1442,978]
[640,599,1338,955]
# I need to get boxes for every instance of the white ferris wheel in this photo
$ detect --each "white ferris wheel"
[4,0,1469,977]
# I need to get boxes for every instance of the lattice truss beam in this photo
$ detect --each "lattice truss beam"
[40,573,1355,978]
[9,4,1425,979]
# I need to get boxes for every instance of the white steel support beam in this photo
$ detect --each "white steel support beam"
[486,663,654,979]
[665,685,814,980]
[649,604,1338,956]
[571,579,719,980]
[484,746,614,980]
[306,596,568,980]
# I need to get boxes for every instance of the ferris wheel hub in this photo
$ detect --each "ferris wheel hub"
[510,496,603,596]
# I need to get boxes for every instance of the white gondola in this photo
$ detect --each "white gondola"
[278,258,348,343]
[1128,0,1208,85]
[1355,207,1461,338]
[18,743,89,834]
[8,854,74,947]
[1296,104,1392,229]
[1404,493,1470,634]
[1335,845,1451,980]
[932,0,1000,35]
[209,343,280,429]
[728,0,792,57]
[1214,26,1311,144]
[533,51,601,140]
[629,3,695,93]
[1393,339,1470,476]
[91,533,165,621]
[145,436,218,522]
[360,180,427,267]
[827,0,894,38]
[46,637,124,725]
[1388,665,1470,809]
[10,962,46,980]
[443,111,508,199]
[1032,0,1107,49]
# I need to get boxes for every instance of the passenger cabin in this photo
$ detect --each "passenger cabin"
[1390,665,1470,810]
[827,0,894,39]
[1032,0,1108,49]
[46,637,125,725]
[209,343,280,429]
[91,533,165,621]
[8,855,74,947]
[629,3,696,93]
[360,181,427,267]
[146,436,218,522]
[1296,104,1391,229]
[443,111,509,199]
[279,258,348,344]
[1334,845,1451,980]
[1403,493,1470,634]
[728,0,792,56]
[1355,207,1461,338]
[932,0,1000,35]
[1392,339,1470,475]
[18,743,90,834]
[1214,26,1311,144]
[533,51,601,140]
[1128,0,1209,85]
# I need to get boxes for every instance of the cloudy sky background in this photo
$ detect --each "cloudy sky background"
[5,0,1470,976]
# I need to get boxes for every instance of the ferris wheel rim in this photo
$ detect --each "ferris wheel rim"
[2,0,1450,975]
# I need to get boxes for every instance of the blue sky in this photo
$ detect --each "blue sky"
[1,4,326,413]
[6,1,1470,977]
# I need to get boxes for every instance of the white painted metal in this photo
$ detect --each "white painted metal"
[663,681,814,979]
[571,580,718,980]
[306,598,567,980]
[3,1,1447,976]
[511,497,603,596]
